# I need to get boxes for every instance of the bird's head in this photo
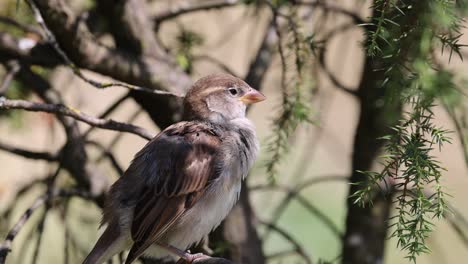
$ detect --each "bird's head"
[183,74,266,122]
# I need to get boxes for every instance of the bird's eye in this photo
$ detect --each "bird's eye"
[228,88,238,96]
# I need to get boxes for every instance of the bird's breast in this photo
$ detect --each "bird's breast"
[164,119,259,249]
[165,176,241,249]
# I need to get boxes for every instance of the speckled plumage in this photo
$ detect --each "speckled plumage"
[83,74,264,264]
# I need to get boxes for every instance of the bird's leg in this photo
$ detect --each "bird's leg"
[200,236,214,255]
[157,243,210,264]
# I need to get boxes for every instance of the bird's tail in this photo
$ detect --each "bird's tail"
[83,221,127,264]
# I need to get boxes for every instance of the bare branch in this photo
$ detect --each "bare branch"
[293,0,366,24]
[257,219,312,264]
[31,205,49,264]
[250,175,348,191]
[86,140,124,176]
[244,21,277,89]
[441,99,468,167]
[82,93,131,138]
[0,60,20,95]
[254,183,343,239]
[0,140,57,161]
[0,188,93,264]
[0,16,41,35]
[0,97,154,140]
[94,109,143,166]
[0,32,59,67]
[153,0,240,24]
[193,55,241,77]
[317,45,358,96]
[13,65,110,198]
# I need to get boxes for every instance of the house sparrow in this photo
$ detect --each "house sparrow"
[83,74,265,264]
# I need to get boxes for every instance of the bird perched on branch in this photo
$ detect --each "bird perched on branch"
[83,74,265,264]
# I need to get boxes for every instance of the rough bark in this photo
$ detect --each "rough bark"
[341,57,399,264]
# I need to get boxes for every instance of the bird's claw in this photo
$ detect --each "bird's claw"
[176,252,210,264]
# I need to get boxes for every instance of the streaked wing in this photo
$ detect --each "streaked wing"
[125,122,221,263]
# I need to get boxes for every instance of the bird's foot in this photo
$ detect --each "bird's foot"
[157,243,211,264]
[176,252,210,264]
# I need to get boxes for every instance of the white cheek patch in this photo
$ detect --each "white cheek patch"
[205,91,247,120]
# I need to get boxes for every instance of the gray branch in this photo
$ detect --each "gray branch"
[0,97,154,140]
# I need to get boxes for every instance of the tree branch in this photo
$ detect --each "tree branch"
[153,0,240,25]
[0,188,93,264]
[13,65,110,198]
[0,97,154,140]
[257,219,312,264]
[0,60,20,95]
[0,31,60,67]
[293,0,366,24]
[0,16,41,35]
[0,140,57,161]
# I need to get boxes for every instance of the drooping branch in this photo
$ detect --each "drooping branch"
[0,97,154,140]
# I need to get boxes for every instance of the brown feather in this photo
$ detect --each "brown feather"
[183,74,250,120]
[123,121,222,263]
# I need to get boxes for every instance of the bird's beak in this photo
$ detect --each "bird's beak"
[239,89,266,104]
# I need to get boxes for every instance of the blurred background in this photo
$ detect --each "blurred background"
[1,0,468,264]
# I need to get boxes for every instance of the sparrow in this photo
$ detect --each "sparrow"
[83,74,266,264]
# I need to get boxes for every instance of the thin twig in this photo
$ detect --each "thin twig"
[0,97,154,140]
[293,0,365,24]
[0,16,41,35]
[441,99,468,166]
[253,181,344,239]
[0,61,21,96]
[86,140,124,176]
[270,5,287,100]
[82,93,131,138]
[258,219,313,264]
[94,109,144,165]
[266,249,297,260]
[153,0,240,23]
[250,175,347,191]
[0,188,93,264]
[317,43,358,96]
[63,204,70,264]
[31,206,48,264]
[253,176,347,240]
[0,140,58,161]
[193,55,241,77]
